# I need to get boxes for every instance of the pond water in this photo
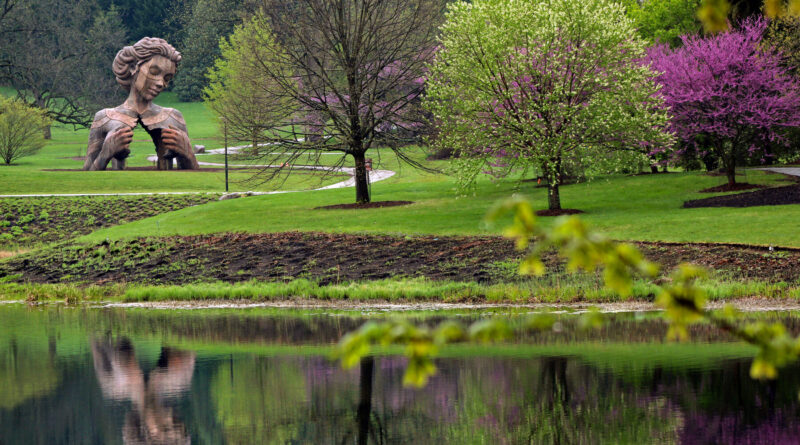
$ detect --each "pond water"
[1,303,799,444]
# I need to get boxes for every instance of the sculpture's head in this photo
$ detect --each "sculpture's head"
[112,37,181,101]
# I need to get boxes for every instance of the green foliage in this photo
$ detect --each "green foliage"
[204,15,291,145]
[172,0,245,101]
[620,0,702,46]
[425,0,673,210]
[96,0,174,41]
[699,0,800,32]
[0,97,51,165]
[0,0,127,128]
[765,15,800,75]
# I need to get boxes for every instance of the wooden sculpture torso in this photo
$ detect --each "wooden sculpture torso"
[83,103,198,171]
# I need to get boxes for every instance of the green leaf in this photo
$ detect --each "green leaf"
[403,356,437,387]
[750,358,778,380]
[526,313,556,331]
[579,309,605,331]
[468,319,513,343]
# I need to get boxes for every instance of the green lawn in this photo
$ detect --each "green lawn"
[0,92,346,194]
[81,164,800,247]
[4,88,800,247]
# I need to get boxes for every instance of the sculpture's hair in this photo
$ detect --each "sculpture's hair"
[112,37,182,91]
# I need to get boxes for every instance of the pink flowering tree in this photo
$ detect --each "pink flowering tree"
[646,18,800,187]
[425,0,673,212]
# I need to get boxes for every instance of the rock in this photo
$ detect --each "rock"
[219,191,256,201]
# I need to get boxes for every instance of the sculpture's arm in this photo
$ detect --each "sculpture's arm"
[83,111,134,171]
[83,111,109,171]
[161,109,199,169]
[83,129,105,171]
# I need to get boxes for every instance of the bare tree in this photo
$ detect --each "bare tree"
[222,0,444,203]
[0,0,127,138]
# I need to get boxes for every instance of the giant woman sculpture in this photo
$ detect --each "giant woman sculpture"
[83,37,199,171]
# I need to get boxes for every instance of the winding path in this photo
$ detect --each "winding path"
[0,145,395,198]
[759,167,800,177]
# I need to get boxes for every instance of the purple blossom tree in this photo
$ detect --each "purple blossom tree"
[646,18,800,187]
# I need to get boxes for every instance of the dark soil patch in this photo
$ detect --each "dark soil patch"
[699,183,768,193]
[315,201,414,210]
[0,232,522,285]
[0,195,217,248]
[535,209,585,217]
[684,184,800,208]
[3,232,799,287]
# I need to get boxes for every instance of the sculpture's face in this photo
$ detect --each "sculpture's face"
[133,55,176,101]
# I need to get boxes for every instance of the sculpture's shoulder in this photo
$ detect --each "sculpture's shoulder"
[141,105,186,128]
[92,106,137,129]
[163,107,187,126]
[90,109,112,130]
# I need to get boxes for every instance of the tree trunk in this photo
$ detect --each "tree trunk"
[353,151,370,204]
[725,156,736,186]
[548,183,561,211]
[42,124,51,140]
[701,154,718,172]
[650,165,659,174]
[356,357,374,445]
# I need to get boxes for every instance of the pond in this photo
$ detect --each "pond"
[0,303,799,444]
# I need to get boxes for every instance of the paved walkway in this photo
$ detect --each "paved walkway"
[0,150,396,198]
[758,167,800,177]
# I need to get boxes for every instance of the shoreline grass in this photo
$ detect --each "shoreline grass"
[3,276,799,304]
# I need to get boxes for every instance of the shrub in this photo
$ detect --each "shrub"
[0,97,51,165]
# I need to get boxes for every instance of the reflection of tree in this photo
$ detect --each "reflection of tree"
[210,356,308,443]
[0,335,60,410]
[356,357,374,445]
[91,338,195,445]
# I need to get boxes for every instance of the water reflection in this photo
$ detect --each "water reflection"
[0,305,799,444]
[91,338,195,444]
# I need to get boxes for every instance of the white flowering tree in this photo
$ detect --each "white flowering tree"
[424,0,674,211]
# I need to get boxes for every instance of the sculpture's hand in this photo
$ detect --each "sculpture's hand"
[92,126,134,170]
[161,127,190,155]
[110,126,134,153]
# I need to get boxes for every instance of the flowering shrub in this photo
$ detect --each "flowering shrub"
[646,18,800,184]
[425,0,673,211]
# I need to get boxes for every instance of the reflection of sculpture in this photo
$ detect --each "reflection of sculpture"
[91,338,195,445]
[83,37,199,171]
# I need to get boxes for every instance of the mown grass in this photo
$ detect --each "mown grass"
[0,92,346,194]
[79,166,800,247]
[3,275,799,304]
[5,87,800,246]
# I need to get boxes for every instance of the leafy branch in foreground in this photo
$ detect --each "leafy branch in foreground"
[333,195,800,386]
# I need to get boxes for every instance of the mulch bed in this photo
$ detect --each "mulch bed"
[3,231,800,286]
[684,184,800,208]
[315,201,414,210]
[698,183,768,193]
[535,209,585,216]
